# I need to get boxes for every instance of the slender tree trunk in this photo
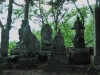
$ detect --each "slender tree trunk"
[1,0,13,56]
[24,0,30,21]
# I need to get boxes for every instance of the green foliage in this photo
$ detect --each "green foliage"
[32,29,41,41]
[8,41,17,54]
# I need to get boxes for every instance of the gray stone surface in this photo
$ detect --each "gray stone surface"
[48,55,69,65]
[50,29,66,55]
[48,29,69,65]
[17,20,40,58]
[91,56,100,65]
[70,48,89,64]
[38,51,50,56]
[41,24,52,51]
[18,57,37,66]
[1,56,12,69]
[21,24,40,57]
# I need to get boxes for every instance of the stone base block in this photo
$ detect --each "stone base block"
[1,56,12,69]
[91,55,100,66]
[10,50,19,55]
[38,51,50,56]
[38,51,50,62]
[48,55,69,65]
[69,48,89,65]
[18,57,37,66]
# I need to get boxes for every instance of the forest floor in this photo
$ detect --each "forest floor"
[1,63,100,75]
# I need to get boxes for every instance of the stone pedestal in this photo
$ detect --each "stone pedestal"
[38,51,50,62]
[69,48,89,65]
[10,50,19,55]
[1,56,12,69]
[48,55,69,65]
[18,57,37,66]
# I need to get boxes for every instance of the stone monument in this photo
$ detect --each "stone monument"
[70,16,89,64]
[48,29,69,65]
[18,20,40,66]
[71,15,85,48]
[38,24,52,62]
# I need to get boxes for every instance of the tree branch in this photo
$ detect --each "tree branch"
[74,2,84,26]
[85,39,93,46]
[13,1,24,7]
[87,0,93,15]
[0,20,4,30]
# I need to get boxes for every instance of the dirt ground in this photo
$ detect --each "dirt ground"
[1,64,99,75]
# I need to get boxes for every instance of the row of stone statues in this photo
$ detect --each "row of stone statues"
[9,15,85,65]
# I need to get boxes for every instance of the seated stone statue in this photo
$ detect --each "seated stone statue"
[51,29,66,55]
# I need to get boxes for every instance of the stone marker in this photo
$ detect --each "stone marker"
[71,15,85,48]
[48,29,69,65]
[38,24,52,62]
[18,20,40,66]
[70,16,89,65]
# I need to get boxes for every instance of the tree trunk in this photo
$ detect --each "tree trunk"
[24,0,30,21]
[1,0,13,56]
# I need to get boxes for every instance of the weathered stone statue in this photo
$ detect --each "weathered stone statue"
[69,16,89,65]
[51,29,66,55]
[48,29,69,65]
[71,16,85,48]
[18,21,40,66]
[19,20,28,42]
[41,24,52,51]
[21,24,40,57]
[38,24,52,62]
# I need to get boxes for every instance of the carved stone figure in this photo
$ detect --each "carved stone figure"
[48,29,69,65]
[71,16,85,48]
[18,20,28,42]
[41,24,52,51]
[21,24,40,57]
[51,29,66,55]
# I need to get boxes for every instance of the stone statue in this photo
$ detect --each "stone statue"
[41,24,52,51]
[21,24,40,58]
[51,29,66,55]
[48,29,69,65]
[71,15,84,35]
[71,16,85,48]
[18,20,28,42]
